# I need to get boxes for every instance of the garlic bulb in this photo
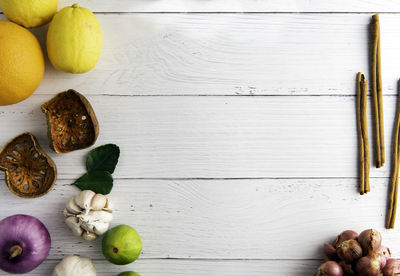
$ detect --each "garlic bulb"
[64,190,113,241]
[52,256,96,276]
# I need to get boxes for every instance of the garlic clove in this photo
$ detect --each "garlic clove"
[65,217,83,237]
[104,199,113,212]
[82,231,97,242]
[80,221,95,233]
[66,197,82,214]
[79,210,113,224]
[74,190,96,210]
[52,256,97,276]
[63,208,74,218]
[91,194,107,211]
[92,221,110,235]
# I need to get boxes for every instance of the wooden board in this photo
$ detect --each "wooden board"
[1,3,399,276]
[59,1,400,12]
[15,14,400,96]
[27,259,320,276]
[0,94,398,179]
[0,178,397,261]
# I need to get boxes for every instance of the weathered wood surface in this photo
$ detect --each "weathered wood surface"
[59,1,400,13]
[1,3,399,276]
[28,259,320,276]
[0,178,397,261]
[2,13,396,96]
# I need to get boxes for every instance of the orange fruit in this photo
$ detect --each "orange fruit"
[0,20,45,105]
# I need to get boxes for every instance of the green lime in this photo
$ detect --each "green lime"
[102,225,142,265]
[117,272,141,276]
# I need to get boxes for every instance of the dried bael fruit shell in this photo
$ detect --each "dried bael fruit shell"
[41,89,99,154]
[0,133,57,198]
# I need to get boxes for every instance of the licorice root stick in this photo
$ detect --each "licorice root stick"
[357,73,365,194]
[386,81,400,229]
[357,73,370,195]
[361,76,370,193]
[371,14,385,168]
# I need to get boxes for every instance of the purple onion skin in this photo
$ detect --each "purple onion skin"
[339,261,355,275]
[0,214,51,274]
[324,242,338,260]
[316,261,343,276]
[358,229,382,254]
[336,239,363,264]
[382,258,400,276]
[334,230,359,248]
[356,254,385,276]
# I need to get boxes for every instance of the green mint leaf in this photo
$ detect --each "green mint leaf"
[73,171,114,195]
[86,144,120,174]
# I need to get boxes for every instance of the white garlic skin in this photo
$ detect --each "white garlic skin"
[52,256,96,276]
[64,190,113,241]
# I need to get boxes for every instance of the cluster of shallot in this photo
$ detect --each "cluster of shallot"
[315,229,400,276]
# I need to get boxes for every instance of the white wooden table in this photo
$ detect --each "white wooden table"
[1,1,400,275]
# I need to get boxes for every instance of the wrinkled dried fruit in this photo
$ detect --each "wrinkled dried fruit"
[41,89,99,153]
[0,133,57,198]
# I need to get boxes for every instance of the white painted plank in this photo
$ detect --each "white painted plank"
[57,0,400,13]
[0,94,398,179]
[0,178,398,260]
[26,259,320,276]
[4,13,398,96]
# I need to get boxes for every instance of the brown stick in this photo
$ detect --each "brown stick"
[375,14,385,167]
[386,80,400,229]
[371,14,382,168]
[357,73,365,195]
[361,76,370,193]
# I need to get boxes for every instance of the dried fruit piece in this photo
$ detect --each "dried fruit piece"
[41,89,99,153]
[0,133,57,198]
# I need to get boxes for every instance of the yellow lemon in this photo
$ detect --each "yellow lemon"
[0,20,45,106]
[47,4,102,74]
[0,0,58,28]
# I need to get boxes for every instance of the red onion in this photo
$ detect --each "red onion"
[0,214,51,274]
[316,261,343,276]
[358,229,382,254]
[334,230,359,248]
[323,242,338,260]
[356,254,386,276]
[382,258,400,276]
[339,261,354,275]
[336,239,362,263]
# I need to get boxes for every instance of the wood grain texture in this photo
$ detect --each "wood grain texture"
[5,13,397,96]
[58,0,400,12]
[0,178,398,260]
[0,94,397,179]
[26,259,320,276]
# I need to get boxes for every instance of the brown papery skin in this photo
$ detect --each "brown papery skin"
[358,229,382,254]
[316,261,343,276]
[337,239,363,264]
[334,230,359,248]
[324,242,338,260]
[382,258,400,276]
[356,254,385,276]
[339,261,355,275]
